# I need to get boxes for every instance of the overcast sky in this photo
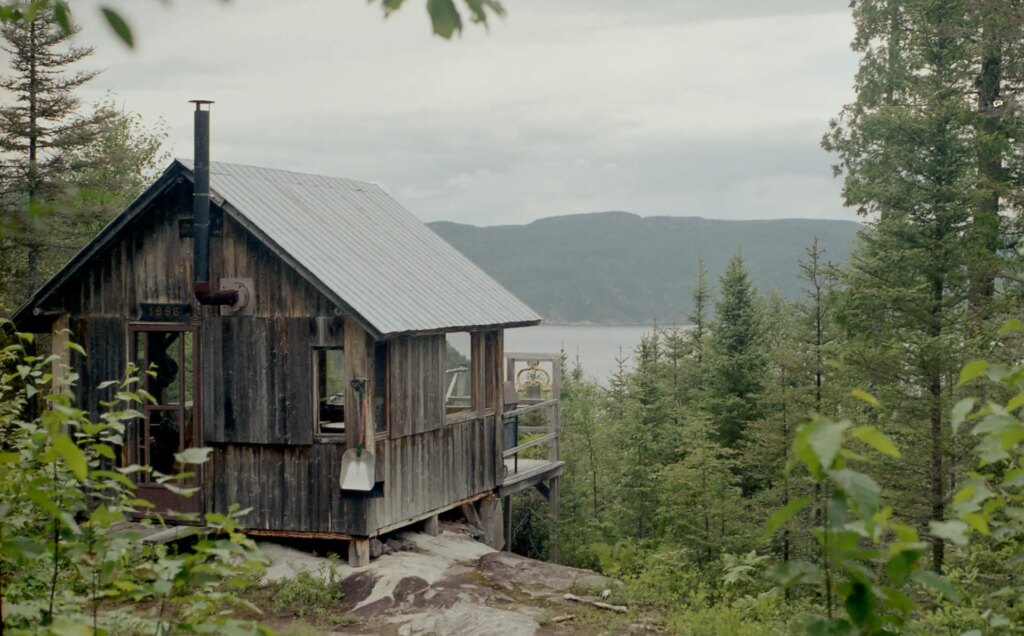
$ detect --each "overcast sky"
[10,0,860,226]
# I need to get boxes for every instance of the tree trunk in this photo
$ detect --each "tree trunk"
[970,17,1002,307]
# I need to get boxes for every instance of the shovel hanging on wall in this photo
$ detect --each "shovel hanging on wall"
[340,378,375,491]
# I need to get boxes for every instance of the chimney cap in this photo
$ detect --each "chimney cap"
[189,99,215,110]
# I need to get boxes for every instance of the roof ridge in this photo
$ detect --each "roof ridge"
[173,157,378,188]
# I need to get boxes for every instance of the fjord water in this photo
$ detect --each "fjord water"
[504,323,659,385]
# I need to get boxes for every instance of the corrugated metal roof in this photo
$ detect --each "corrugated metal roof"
[177,159,540,337]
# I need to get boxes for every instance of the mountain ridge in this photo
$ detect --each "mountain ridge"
[429,212,861,323]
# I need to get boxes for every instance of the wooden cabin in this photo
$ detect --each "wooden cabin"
[13,109,564,564]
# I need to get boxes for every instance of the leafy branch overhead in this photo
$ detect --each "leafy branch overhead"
[375,0,505,39]
[0,0,506,48]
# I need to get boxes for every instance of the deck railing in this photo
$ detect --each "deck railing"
[502,352,561,478]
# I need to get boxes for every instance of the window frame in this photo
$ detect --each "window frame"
[313,345,346,439]
[372,341,389,438]
[444,331,482,424]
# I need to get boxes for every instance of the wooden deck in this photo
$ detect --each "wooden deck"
[498,458,565,498]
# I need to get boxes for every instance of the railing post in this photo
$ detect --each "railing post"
[549,355,560,463]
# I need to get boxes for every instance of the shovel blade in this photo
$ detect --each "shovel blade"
[340,447,375,492]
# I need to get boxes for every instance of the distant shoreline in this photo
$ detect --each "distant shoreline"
[532,321,694,328]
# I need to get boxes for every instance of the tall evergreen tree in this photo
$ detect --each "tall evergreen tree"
[796,239,842,418]
[707,255,765,448]
[614,333,673,540]
[824,0,1022,572]
[967,0,1024,307]
[0,10,101,309]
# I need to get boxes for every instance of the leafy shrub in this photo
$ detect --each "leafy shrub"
[763,410,955,634]
[268,567,343,617]
[0,328,271,634]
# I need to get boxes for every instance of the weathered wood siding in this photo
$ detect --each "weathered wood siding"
[209,325,505,536]
[365,414,498,534]
[57,183,332,320]
[209,414,498,535]
[211,444,355,533]
[201,317,343,445]
[387,335,445,438]
[68,316,127,421]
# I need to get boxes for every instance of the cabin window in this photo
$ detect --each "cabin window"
[444,331,475,418]
[373,342,388,435]
[314,347,345,435]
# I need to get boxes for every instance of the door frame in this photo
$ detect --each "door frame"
[126,322,204,515]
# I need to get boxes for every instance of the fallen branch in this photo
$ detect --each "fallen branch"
[563,593,627,613]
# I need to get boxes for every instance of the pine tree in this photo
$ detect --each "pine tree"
[689,259,711,358]
[967,0,1024,307]
[0,10,101,307]
[615,333,673,541]
[557,363,612,568]
[706,255,765,448]
[823,0,1021,572]
[740,294,803,543]
[797,240,832,414]
[659,412,744,569]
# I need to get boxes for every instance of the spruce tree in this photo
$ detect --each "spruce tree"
[741,295,804,548]
[823,0,1022,572]
[967,0,1024,307]
[707,255,765,448]
[615,333,673,540]
[794,239,843,423]
[0,10,100,307]
[689,258,711,356]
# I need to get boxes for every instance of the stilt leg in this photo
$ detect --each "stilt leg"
[348,537,370,567]
[503,496,512,552]
[549,476,560,564]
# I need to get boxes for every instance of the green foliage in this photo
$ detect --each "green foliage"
[0,0,504,48]
[0,8,168,314]
[937,323,1024,630]
[768,407,945,635]
[825,0,1024,576]
[707,255,765,447]
[253,565,352,629]
[269,569,342,614]
[0,327,272,633]
[372,0,505,38]
[0,2,129,45]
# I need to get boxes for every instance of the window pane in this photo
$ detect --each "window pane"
[146,332,181,405]
[444,332,474,415]
[317,348,345,433]
[148,410,180,480]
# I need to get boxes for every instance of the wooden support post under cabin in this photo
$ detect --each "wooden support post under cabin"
[423,514,440,537]
[349,537,370,567]
[502,496,512,551]
[477,494,504,550]
[549,476,561,564]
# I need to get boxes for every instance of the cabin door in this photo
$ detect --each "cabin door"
[128,324,202,514]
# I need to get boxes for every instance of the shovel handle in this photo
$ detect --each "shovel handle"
[350,378,367,449]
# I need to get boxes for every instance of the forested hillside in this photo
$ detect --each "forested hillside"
[430,213,860,323]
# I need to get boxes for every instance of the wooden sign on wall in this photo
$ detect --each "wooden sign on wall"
[139,303,192,322]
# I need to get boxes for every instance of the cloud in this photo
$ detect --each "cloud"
[6,0,859,226]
